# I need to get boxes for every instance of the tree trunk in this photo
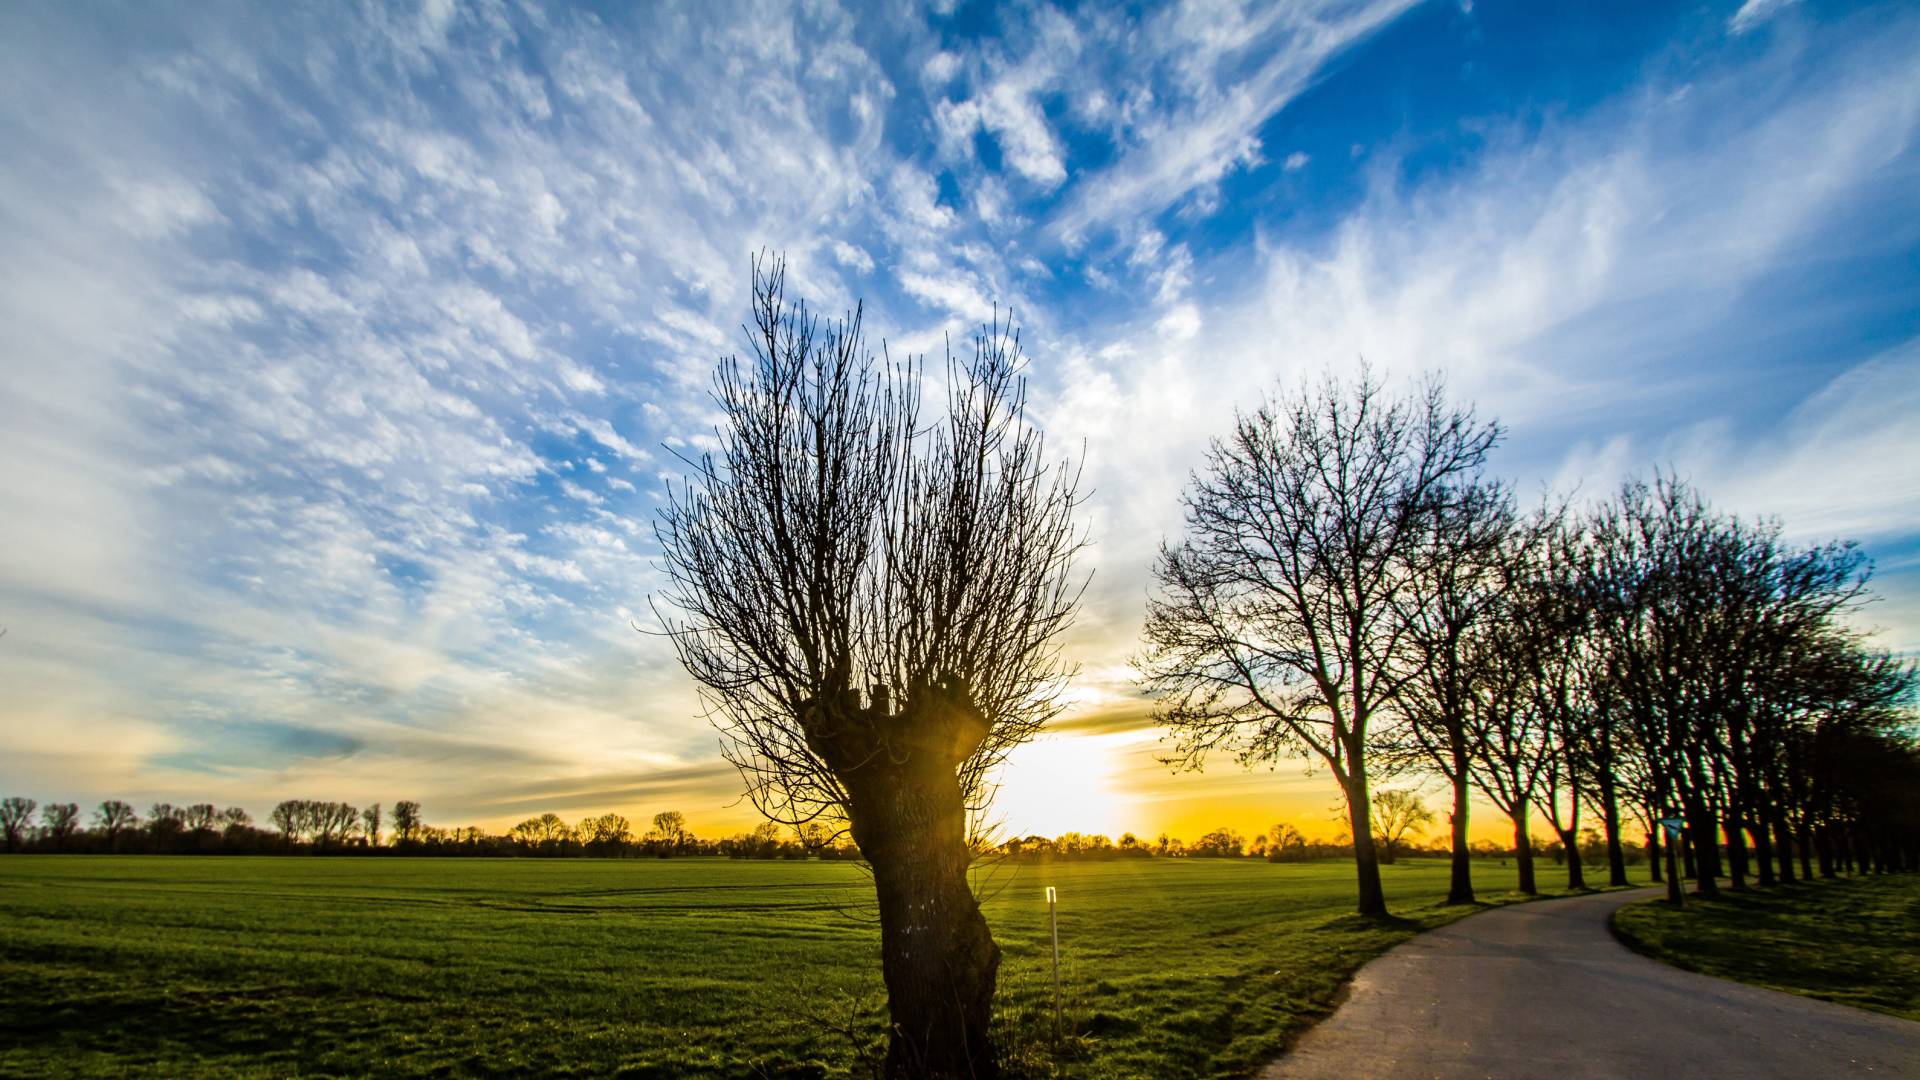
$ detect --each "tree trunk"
[1797,824,1814,881]
[1343,775,1388,917]
[1684,796,1720,899]
[849,779,998,1079]
[827,687,1002,1080]
[1555,826,1586,890]
[1597,773,1629,887]
[1774,817,1796,884]
[1648,829,1663,883]
[1752,816,1776,888]
[1447,747,1474,904]
[1511,802,1537,895]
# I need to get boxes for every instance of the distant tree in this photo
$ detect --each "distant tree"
[653,257,1086,1078]
[581,813,632,852]
[362,804,382,847]
[650,810,688,851]
[0,797,36,851]
[745,821,783,857]
[219,806,252,832]
[1371,790,1435,864]
[40,802,80,849]
[313,802,358,845]
[1190,827,1245,858]
[147,803,185,846]
[270,800,308,843]
[392,800,422,844]
[1265,823,1309,863]
[1141,368,1499,916]
[95,800,136,848]
[795,821,831,853]
[181,803,218,834]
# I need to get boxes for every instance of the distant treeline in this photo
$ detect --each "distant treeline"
[2,793,1648,867]
[0,800,870,859]
[990,821,1644,865]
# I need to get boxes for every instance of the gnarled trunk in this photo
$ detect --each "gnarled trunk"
[827,685,1002,1079]
[852,788,998,1079]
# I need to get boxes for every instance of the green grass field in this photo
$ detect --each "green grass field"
[1611,874,1920,1022]
[1,855,1626,1078]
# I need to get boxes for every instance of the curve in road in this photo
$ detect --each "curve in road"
[1262,886,1920,1079]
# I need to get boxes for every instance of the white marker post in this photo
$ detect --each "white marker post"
[1047,885,1062,1041]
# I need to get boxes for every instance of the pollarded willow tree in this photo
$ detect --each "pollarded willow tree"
[653,257,1085,1079]
[1139,367,1499,917]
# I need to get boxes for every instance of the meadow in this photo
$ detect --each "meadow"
[1612,874,1920,1022]
[1,855,1625,1078]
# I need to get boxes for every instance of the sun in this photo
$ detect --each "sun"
[987,733,1133,840]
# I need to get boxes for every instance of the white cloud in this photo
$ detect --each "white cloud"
[1729,0,1800,35]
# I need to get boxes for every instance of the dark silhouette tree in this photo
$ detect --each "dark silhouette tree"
[181,803,218,835]
[363,803,382,847]
[653,256,1085,1078]
[95,800,135,850]
[147,803,184,847]
[1140,367,1497,916]
[40,802,80,850]
[650,810,689,852]
[392,800,422,844]
[0,797,35,851]
[1387,477,1515,902]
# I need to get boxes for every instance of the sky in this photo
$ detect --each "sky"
[2,0,1917,846]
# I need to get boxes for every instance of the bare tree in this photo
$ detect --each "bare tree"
[362,803,382,847]
[40,802,80,850]
[650,810,688,851]
[1387,478,1515,902]
[1458,523,1562,896]
[95,800,136,849]
[653,256,1085,1077]
[181,803,218,834]
[392,800,421,844]
[270,800,308,843]
[147,803,184,845]
[1371,789,1435,864]
[1139,367,1498,916]
[0,797,36,851]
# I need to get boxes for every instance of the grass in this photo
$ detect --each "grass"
[1611,873,1920,1022]
[0,855,1632,1078]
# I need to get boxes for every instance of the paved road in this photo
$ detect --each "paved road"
[1262,887,1920,1079]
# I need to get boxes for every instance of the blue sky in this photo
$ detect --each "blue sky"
[2,0,1916,838]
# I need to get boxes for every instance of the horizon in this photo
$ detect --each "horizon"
[4,0,1919,847]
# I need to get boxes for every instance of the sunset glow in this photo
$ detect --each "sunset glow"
[0,1,1915,849]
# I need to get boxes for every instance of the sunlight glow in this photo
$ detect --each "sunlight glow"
[989,733,1135,840]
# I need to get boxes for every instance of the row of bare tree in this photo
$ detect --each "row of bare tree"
[1138,371,1920,914]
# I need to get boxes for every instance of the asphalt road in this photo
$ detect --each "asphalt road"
[1262,886,1920,1079]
